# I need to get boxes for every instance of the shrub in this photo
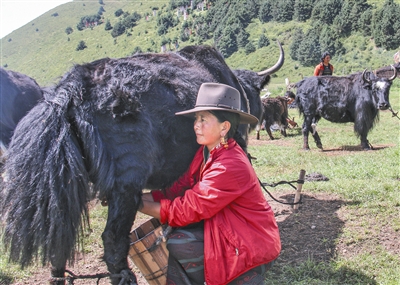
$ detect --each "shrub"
[132,47,142,54]
[258,34,270,48]
[115,9,124,17]
[76,40,87,51]
[245,42,256,55]
[65,26,73,35]
[105,20,112,31]
[111,21,125,37]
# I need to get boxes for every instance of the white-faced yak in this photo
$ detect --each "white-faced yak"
[0,42,284,285]
[295,66,397,150]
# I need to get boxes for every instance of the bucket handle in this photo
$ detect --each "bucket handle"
[148,225,173,252]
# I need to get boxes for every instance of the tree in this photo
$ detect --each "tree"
[358,8,372,37]
[275,0,295,22]
[333,0,370,36]
[311,0,343,25]
[98,6,105,15]
[111,21,125,37]
[216,25,237,58]
[237,29,249,48]
[372,0,400,50]
[105,20,112,31]
[245,42,256,55]
[65,26,73,35]
[76,40,87,51]
[193,15,210,41]
[115,9,124,17]
[332,0,353,36]
[297,27,321,66]
[180,21,190,41]
[258,1,273,23]
[350,0,371,32]
[156,12,178,35]
[257,34,270,48]
[319,25,344,56]
[76,14,101,31]
[289,28,304,61]
[293,0,314,22]
[123,12,141,29]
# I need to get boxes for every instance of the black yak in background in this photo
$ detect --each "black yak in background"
[256,96,289,140]
[0,42,284,284]
[0,67,43,156]
[295,66,397,150]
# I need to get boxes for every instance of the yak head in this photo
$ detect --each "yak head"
[362,65,397,110]
[233,41,285,129]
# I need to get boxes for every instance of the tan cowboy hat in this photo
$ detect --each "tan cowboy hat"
[175,83,259,124]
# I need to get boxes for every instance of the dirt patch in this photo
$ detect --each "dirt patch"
[267,191,345,266]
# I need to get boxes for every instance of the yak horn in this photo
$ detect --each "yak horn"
[388,65,398,81]
[362,69,371,84]
[257,40,284,76]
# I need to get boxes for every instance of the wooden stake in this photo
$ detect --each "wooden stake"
[293,169,306,211]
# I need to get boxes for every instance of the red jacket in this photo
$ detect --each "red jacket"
[152,139,281,285]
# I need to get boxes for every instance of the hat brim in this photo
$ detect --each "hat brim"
[176,106,259,124]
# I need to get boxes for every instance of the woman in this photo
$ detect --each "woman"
[314,51,334,76]
[140,82,281,285]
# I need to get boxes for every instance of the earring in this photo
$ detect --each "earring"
[220,136,228,149]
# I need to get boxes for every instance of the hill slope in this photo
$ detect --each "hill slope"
[1,0,399,90]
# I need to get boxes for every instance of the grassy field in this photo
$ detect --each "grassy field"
[250,85,400,284]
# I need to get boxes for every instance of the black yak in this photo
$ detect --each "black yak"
[0,67,43,155]
[0,42,284,285]
[295,66,397,150]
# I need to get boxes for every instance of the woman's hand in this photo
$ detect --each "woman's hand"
[139,194,161,219]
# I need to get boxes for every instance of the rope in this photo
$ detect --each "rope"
[258,178,303,205]
[49,269,137,285]
[389,106,400,120]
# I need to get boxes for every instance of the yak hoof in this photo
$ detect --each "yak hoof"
[112,269,137,285]
[316,143,323,149]
[361,141,373,150]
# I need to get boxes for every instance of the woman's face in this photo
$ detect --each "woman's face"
[323,55,331,64]
[194,111,229,151]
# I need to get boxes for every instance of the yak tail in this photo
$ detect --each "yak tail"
[1,96,90,268]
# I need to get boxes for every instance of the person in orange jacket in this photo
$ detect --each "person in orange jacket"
[140,83,281,285]
[314,51,334,76]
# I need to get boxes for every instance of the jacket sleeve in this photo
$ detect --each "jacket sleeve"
[314,64,321,76]
[160,151,252,226]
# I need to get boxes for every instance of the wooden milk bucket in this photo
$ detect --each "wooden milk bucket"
[128,218,169,285]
